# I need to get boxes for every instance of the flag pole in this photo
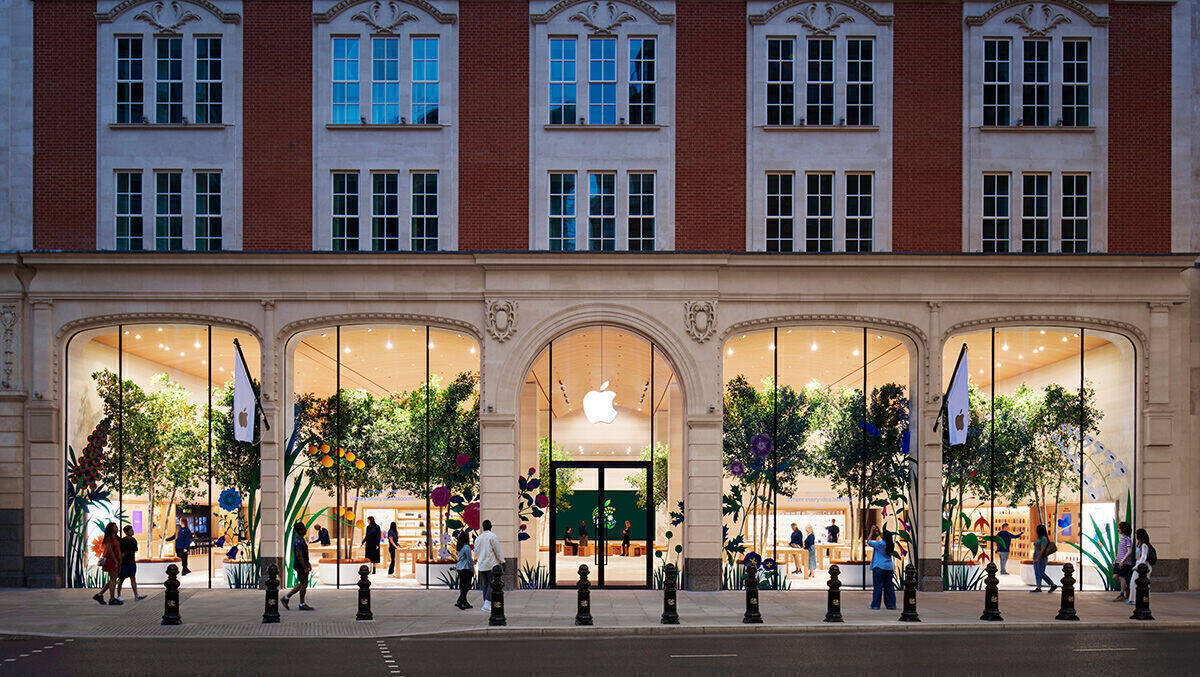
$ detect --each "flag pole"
[932,343,968,433]
[232,338,270,431]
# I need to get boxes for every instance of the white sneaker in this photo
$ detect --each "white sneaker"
[115,596,124,602]
[482,602,491,613]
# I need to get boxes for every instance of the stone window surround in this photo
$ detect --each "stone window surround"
[969,168,1098,253]
[323,167,444,252]
[539,167,662,252]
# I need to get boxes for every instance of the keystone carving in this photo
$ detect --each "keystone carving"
[1004,3,1071,37]
[133,0,203,34]
[350,1,419,34]
[569,1,638,35]
[787,3,855,36]
[486,300,518,343]
[684,301,717,343]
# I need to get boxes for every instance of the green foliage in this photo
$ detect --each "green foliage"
[942,562,985,591]
[722,375,815,497]
[224,561,259,589]
[629,441,668,509]
[210,379,261,498]
[538,437,577,511]
[519,562,551,589]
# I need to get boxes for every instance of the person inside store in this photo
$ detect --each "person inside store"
[621,521,631,556]
[387,521,400,576]
[826,519,840,544]
[995,522,1024,575]
[1127,528,1155,604]
[116,524,146,602]
[867,525,896,610]
[91,522,121,606]
[311,523,331,547]
[454,531,473,610]
[804,524,817,579]
[579,520,590,554]
[363,516,382,574]
[281,522,314,611]
[1113,521,1134,602]
[563,528,579,556]
[165,517,192,576]
[1029,524,1058,593]
[789,523,804,573]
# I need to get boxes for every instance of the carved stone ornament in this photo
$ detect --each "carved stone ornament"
[0,305,16,390]
[96,0,240,25]
[787,3,855,36]
[132,0,204,34]
[1004,3,1071,37]
[684,301,717,343]
[486,300,518,343]
[569,1,638,36]
[350,1,419,34]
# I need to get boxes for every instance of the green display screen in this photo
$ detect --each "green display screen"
[555,490,648,541]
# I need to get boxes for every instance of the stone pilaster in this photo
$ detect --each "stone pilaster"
[683,414,721,590]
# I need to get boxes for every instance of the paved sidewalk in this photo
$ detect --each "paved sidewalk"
[1,588,1196,639]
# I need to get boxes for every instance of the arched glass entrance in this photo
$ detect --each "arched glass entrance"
[519,326,683,589]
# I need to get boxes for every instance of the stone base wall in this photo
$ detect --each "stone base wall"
[0,509,22,586]
[682,557,720,591]
[1149,558,1189,592]
[917,558,942,592]
[25,555,62,588]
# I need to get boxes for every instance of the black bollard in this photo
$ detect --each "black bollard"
[161,563,181,625]
[824,564,843,623]
[356,564,373,621]
[661,562,679,625]
[262,564,281,624]
[1130,563,1154,621]
[575,564,593,626]
[743,561,763,624]
[980,562,1002,621]
[898,564,920,622]
[1055,562,1079,621]
[488,565,507,626]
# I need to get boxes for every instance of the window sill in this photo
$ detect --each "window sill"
[976,125,1095,133]
[108,123,231,130]
[543,124,665,131]
[759,124,879,132]
[325,123,449,131]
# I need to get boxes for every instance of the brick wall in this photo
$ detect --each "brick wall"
[458,1,528,250]
[242,0,312,250]
[1108,3,1171,253]
[892,3,962,253]
[675,0,746,251]
[32,0,96,250]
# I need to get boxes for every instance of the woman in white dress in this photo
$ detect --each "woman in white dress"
[1127,528,1153,604]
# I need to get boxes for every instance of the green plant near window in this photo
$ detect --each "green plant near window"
[538,437,578,511]
[281,412,328,588]
[210,379,261,566]
[628,441,668,510]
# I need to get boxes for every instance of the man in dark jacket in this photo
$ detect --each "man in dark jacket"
[166,518,192,575]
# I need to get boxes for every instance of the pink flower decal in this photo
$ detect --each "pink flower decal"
[456,453,470,467]
[535,493,549,509]
[463,502,481,531]
[430,485,451,508]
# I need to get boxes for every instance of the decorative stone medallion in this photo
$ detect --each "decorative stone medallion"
[684,301,717,343]
[486,300,518,342]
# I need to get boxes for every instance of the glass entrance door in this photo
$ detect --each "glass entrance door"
[550,461,652,588]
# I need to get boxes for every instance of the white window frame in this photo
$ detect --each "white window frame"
[845,38,874,126]
[627,172,655,251]
[766,37,796,126]
[588,37,617,125]
[1061,173,1089,253]
[155,36,183,123]
[116,36,144,124]
[804,172,834,251]
[805,38,834,125]
[628,37,656,125]
[411,171,438,251]
[1020,39,1050,126]
[1020,172,1050,252]
[983,38,1011,126]
[982,173,1011,252]
[587,171,616,251]
[332,36,361,124]
[1062,38,1089,126]
[371,37,401,124]
[371,171,401,251]
[845,173,873,252]
[766,172,795,252]
[549,172,577,250]
[115,171,144,251]
[194,170,222,251]
[194,36,222,124]
[154,170,183,250]
[332,171,360,252]
[549,37,578,125]
[411,36,439,124]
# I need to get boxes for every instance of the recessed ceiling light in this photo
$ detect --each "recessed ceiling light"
[157,328,163,332]
[201,360,207,365]
[1001,343,1009,351]
[469,346,476,354]
[193,341,201,349]
[385,341,393,350]
[727,348,734,356]
[852,348,860,356]
[768,343,775,351]
[344,347,351,353]
[134,334,141,339]
[1017,354,1023,359]
[810,341,818,351]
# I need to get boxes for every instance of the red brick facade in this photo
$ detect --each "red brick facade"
[674,0,746,252]
[33,0,96,250]
[891,2,962,253]
[242,0,312,250]
[1108,3,1172,253]
[457,1,529,251]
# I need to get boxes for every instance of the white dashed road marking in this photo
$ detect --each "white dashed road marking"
[4,642,63,667]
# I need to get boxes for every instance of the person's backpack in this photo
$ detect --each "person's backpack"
[1147,545,1157,566]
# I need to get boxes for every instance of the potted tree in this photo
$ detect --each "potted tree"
[211,379,262,587]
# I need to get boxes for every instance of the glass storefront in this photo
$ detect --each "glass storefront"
[520,326,683,589]
[286,324,480,588]
[940,327,1136,591]
[722,326,915,590]
[65,324,261,589]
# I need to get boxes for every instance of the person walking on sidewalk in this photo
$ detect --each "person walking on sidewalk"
[387,522,400,576]
[1030,524,1057,593]
[867,526,896,610]
[92,522,122,605]
[362,516,382,574]
[115,525,146,602]
[474,520,504,614]
[1127,528,1154,604]
[165,517,192,575]
[995,522,1023,575]
[1113,521,1133,602]
[281,522,314,611]
[454,531,474,610]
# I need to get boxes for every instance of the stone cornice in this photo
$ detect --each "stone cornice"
[965,0,1109,27]
[275,313,481,345]
[313,0,457,25]
[95,0,241,25]
[531,0,674,26]
[749,0,893,26]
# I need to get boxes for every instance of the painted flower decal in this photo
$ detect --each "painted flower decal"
[535,493,549,509]
[91,536,107,558]
[218,488,242,513]
[456,453,471,467]
[728,460,745,477]
[750,433,773,458]
[462,502,481,531]
[743,551,762,567]
[761,557,777,573]
[431,485,451,508]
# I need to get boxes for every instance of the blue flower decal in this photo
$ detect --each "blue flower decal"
[218,488,242,512]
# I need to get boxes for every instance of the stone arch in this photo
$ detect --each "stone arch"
[95,0,241,25]
[964,0,1109,28]
[748,0,894,27]
[531,0,675,26]
[312,0,458,25]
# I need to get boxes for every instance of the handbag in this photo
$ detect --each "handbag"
[97,556,107,568]
[1042,541,1058,558]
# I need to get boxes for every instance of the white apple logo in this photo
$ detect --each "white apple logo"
[582,381,618,424]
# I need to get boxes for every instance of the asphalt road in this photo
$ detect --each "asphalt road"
[0,629,1195,676]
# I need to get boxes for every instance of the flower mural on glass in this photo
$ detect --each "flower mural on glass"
[218,488,242,513]
[591,499,617,531]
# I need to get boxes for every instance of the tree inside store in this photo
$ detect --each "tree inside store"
[210,379,261,562]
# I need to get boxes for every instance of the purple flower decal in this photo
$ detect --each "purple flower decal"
[761,557,777,572]
[456,453,471,467]
[743,551,762,567]
[535,493,549,509]
[431,485,451,508]
[750,433,773,458]
[728,461,745,477]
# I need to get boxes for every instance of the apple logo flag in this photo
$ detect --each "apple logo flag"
[946,344,969,446]
[583,381,618,424]
[233,343,255,443]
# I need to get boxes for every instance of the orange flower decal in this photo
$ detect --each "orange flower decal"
[91,536,106,558]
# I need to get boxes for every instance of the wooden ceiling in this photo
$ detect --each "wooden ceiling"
[91,325,260,384]
[942,327,1114,389]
